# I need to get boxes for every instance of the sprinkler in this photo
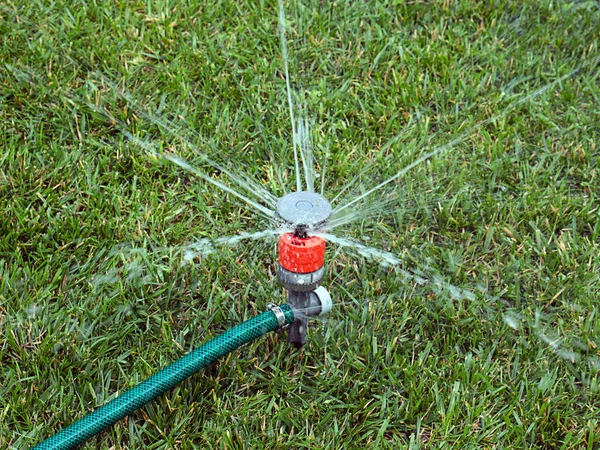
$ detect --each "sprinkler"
[276,191,333,347]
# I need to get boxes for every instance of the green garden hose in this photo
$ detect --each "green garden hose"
[32,304,294,450]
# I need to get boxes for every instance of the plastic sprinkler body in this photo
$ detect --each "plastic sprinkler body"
[276,192,332,347]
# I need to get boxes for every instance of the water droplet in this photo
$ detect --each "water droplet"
[503,313,521,330]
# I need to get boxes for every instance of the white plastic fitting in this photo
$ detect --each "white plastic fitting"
[313,286,332,315]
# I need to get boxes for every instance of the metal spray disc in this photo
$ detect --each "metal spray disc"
[276,191,332,230]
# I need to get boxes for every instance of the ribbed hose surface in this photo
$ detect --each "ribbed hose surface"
[32,305,294,450]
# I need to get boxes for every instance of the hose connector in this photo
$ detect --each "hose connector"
[266,302,289,331]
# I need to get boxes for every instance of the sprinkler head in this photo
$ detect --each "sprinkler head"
[276,192,332,347]
[276,191,332,235]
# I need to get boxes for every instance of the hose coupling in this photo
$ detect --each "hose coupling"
[266,302,289,331]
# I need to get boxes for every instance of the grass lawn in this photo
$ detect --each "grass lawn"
[2,0,600,448]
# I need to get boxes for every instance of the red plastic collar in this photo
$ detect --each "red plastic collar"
[278,233,326,273]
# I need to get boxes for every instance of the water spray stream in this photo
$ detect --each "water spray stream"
[122,130,277,220]
[182,229,283,262]
[278,0,302,192]
[316,232,476,301]
[329,116,420,206]
[7,64,280,220]
[328,34,539,208]
[85,100,277,220]
[268,144,289,196]
[296,116,315,192]
[328,187,445,231]
[334,54,600,215]
[95,75,278,207]
[320,140,330,196]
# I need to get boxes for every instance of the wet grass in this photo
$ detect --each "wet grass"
[2,0,600,448]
